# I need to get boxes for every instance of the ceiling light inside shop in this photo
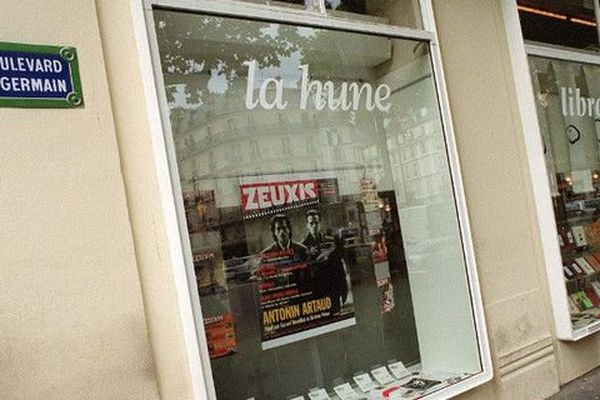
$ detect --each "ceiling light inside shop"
[517,5,567,20]
[517,5,597,27]
[571,17,597,26]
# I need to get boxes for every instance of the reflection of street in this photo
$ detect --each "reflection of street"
[224,256,258,283]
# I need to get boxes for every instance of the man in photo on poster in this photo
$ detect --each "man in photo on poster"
[261,213,308,262]
[301,209,349,314]
[302,209,333,258]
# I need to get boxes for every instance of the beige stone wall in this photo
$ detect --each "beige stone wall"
[431,0,560,399]
[4,1,600,400]
[95,0,200,399]
[0,1,159,400]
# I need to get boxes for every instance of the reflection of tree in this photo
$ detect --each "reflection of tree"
[155,11,322,106]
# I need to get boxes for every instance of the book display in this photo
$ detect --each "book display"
[529,55,600,337]
[556,173,600,331]
[154,6,490,400]
[281,362,470,400]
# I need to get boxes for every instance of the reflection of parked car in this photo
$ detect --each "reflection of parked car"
[338,227,360,245]
[197,283,227,297]
[224,256,257,282]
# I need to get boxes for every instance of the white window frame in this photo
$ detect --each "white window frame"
[129,0,493,398]
[501,0,600,341]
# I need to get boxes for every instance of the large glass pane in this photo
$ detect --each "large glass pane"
[154,9,482,400]
[518,0,599,51]
[529,56,600,332]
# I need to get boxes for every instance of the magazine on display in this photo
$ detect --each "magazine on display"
[353,373,377,393]
[400,378,442,391]
[185,190,237,358]
[333,383,361,400]
[240,174,356,350]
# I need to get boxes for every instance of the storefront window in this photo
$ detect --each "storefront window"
[154,8,483,400]
[518,0,599,51]
[529,56,600,333]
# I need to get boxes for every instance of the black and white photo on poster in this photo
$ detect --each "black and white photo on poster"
[239,173,356,349]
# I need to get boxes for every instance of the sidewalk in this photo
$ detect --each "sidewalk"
[548,368,600,400]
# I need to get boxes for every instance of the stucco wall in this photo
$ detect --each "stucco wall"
[432,0,560,399]
[0,1,159,399]
[94,0,202,399]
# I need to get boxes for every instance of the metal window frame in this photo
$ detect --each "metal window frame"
[511,0,600,341]
[130,0,493,398]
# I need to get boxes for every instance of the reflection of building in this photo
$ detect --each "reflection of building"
[386,110,448,204]
[170,83,379,201]
[171,106,367,175]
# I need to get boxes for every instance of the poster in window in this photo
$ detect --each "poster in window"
[240,174,356,349]
[185,190,237,358]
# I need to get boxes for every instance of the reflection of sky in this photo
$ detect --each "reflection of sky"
[260,24,279,39]
[254,25,313,87]
[169,84,202,109]
[328,0,342,9]
[254,51,303,88]
[208,63,229,94]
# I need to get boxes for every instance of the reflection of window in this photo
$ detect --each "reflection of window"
[208,151,215,172]
[305,137,317,155]
[301,112,309,126]
[278,112,288,126]
[324,128,338,145]
[339,129,351,144]
[230,143,242,161]
[282,138,292,156]
[227,118,237,133]
[250,140,261,160]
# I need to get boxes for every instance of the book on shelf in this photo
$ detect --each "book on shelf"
[576,257,596,275]
[585,288,600,307]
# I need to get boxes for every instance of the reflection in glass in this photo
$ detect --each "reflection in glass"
[530,56,600,332]
[235,0,422,29]
[155,9,481,400]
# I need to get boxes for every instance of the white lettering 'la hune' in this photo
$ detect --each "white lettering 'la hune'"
[244,60,391,112]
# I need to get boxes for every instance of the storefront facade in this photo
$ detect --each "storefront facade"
[2,1,599,399]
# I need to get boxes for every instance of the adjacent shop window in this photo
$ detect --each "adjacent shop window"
[517,0,599,51]
[154,8,482,400]
[529,56,600,332]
